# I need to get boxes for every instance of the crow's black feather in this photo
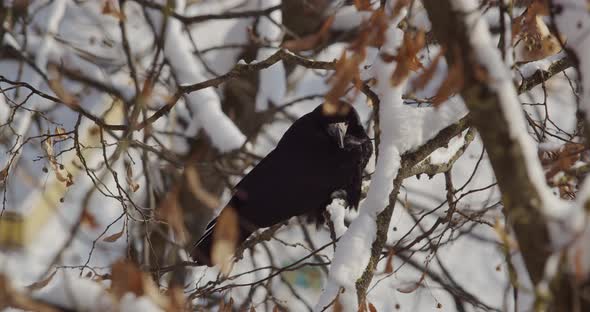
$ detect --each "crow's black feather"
[192,104,372,266]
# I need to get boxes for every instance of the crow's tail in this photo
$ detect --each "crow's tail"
[191,218,254,266]
[191,218,217,266]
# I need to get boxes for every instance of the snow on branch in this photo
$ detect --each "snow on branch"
[154,0,247,152]
[315,6,468,310]
[424,0,588,308]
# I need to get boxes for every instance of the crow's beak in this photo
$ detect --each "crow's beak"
[328,122,348,149]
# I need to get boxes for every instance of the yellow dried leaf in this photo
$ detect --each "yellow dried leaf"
[47,64,79,108]
[282,16,334,52]
[125,161,140,193]
[0,165,8,183]
[54,127,68,140]
[103,225,125,242]
[185,166,220,210]
[158,189,188,245]
[212,206,239,274]
[26,271,56,290]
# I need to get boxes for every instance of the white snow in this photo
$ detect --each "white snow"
[315,10,466,310]
[150,0,246,152]
[453,0,589,293]
[254,0,286,111]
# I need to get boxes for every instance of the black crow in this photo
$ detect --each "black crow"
[192,102,373,266]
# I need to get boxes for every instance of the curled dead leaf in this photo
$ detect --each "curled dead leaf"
[110,260,143,300]
[431,49,464,106]
[412,48,445,91]
[212,206,239,274]
[282,16,334,52]
[125,161,140,193]
[103,224,125,242]
[26,271,56,291]
[354,0,372,11]
[368,302,378,312]
[325,51,363,105]
[396,271,426,293]
[102,0,126,21]
[185,166,220,210]
[513,1,561,62]
[81,208,99,229]
[391,31,425,86]
[384,250,395,274]
[54,127,68,140]
[0,165,8,183]
[158,189,188,245]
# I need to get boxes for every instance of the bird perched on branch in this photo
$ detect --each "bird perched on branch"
[192,101,373,266]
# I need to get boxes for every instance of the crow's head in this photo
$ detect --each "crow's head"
[316,101,366,150]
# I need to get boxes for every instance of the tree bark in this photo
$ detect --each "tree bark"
[422,1,588,310]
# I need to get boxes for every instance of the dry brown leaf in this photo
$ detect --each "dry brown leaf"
[111,260,169,309]
[54,127,68,140]
[513,0,560,62]
[333,294,343,312]
[545,143,584,180]
[396,271,426,293]
[43,133,75,187]
[140,78,154,100]
[26,271,56,291]
[166,285,186,312]
[282,16,334,52]
[431,51,464,106]
[0,165,8,183]
[185,166,220,210]
[224,297,234,312]
[391,31,425,86]
[47,64,79,108]
[250,307,257,312]
[354,0,372,11]
[158,189,188,245]
[359,302,367,312]
[1,274,62,312]
[81,208,99,229]
[412,48,445,91]
[110,260,143,300]
[103,224,125,242]
[384,250,394,274]
[368,302,378,312]
[102,0,126,21]
[124,161,140,193]
[212,206,239,274]
[325,51,363,105]
[350,9,389,53]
